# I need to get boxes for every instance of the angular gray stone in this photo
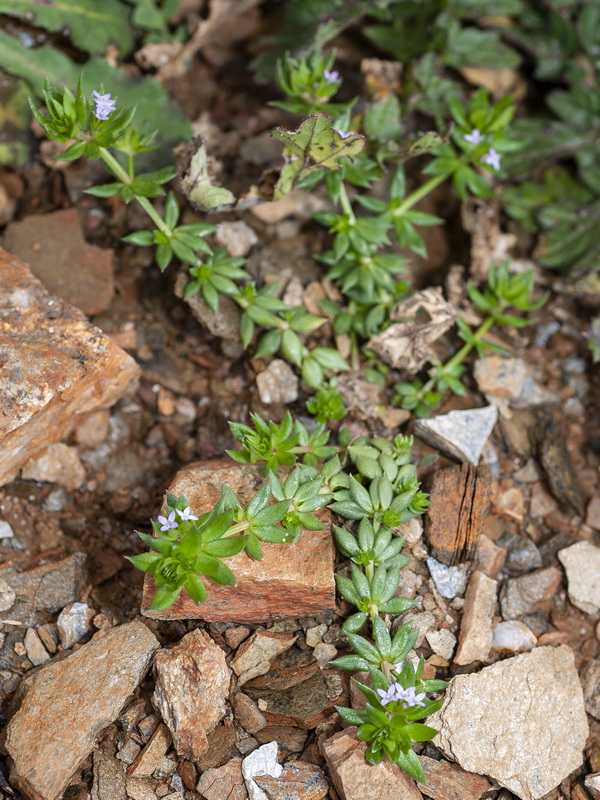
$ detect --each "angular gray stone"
[0,552,88,624]
[415,406,498,465]
[557,541,600,615]
[428,646,588,800]
[4,620,160,800]
[499,567,562,620]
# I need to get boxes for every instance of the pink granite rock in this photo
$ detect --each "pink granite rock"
[141,460,335,622]
[152,629,230,760]
[0,248,140,486]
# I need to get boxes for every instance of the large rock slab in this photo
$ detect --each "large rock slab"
[141,460,336,622]
[4,208,114,315]
[3,620,159,800]
[0,248,140,486]
[323,727,423,800]
[428,646,588,800]
[152,629,230,760]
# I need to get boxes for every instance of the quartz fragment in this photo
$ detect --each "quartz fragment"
[242,741,283,800]
[427,557,468,599]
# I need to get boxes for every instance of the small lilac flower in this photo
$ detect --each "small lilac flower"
[481,146,501,171]
[336,129,355,139]
[464,128,485,145]
[93,90,116,121]
[398,686,426,709]
[157,511,178,532]
[176,506,198,522]
[324,69,340,85]
[377,683,401,706]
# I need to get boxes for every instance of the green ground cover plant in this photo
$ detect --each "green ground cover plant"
[22,0,598,780]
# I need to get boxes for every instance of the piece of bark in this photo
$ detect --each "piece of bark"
[0,247,140,487]
[425,464,491,565]
[141,460,335,623]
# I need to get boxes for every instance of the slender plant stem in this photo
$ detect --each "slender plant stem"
[392,173,446,217]
[99,147,172,236]
[419,314,495,397]
[338,180,356,224]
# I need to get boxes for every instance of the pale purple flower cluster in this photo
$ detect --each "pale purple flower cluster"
[376,682,426,708]
[336,129,355,139]
[93,90,116,121]
[324,68,340,85]
[463,128,502,171]
[157,506,198,532]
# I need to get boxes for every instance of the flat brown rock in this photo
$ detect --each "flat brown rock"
[420,757,491,800]
[3,620,160,800]
[152,629,230,759]
[0,248,140,486]
[4,208,114,315]
[244,671,342,729]
[323,727,423,800]
[425,464,490,565]
[141,460,335,622]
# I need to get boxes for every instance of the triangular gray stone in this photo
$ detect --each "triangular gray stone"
[415,405,498,465]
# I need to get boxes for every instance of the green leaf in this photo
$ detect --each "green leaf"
[126,552,162,572]
[0,0,135,57]
[122,229,155,246]
[180,138,236,211]
[185,574,207,604]
[272,114,366,199]
[150,583,182,611]
[336,705,369,725]
[395,748,426,783]
[331,654,372,671]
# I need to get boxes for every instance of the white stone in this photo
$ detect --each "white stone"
[426,629,457,660]
[429,646,588,800]
[24,628,51,666]
[57,602,93,649]
[0,578,16,612]
[256,359,299,405]
[558,540,600,615]
[242,741,283,800]
[215,221,258,257]
[0,521,14,539]
[427,557,468,598]
[313,642,337,669]
[492,620,537,653]
[415,405,498,465]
